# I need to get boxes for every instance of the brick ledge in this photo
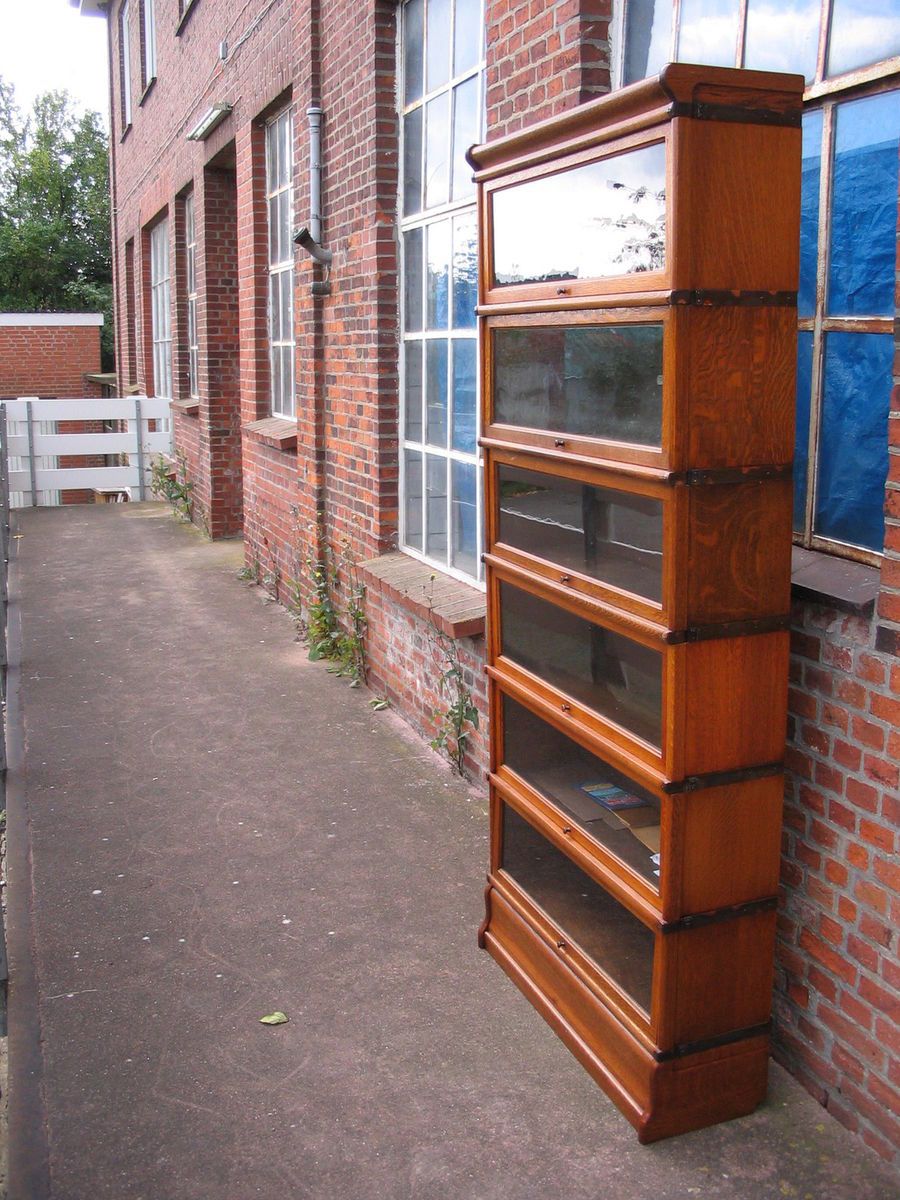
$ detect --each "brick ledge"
[242,417,297,450]
[170,398,200,416]
[359,552,486,640]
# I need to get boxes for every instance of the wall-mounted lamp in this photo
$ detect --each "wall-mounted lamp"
[186,103,233,142]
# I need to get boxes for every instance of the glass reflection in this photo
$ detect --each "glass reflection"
[425,94,450,209]
[677,0,739,67]
[405,342,423,441]
[497,464,663,602]
[403,0,424,104]
[404,227,424,332]
[403,108,423,216]
[798,111,822,319]
[492,144,666,286]
[501,804,655,1011]
[451,460,478,575]
[744,0,820,81]
[500,582,663,746]
[493,324,663,448]
[426,340,449,446]
[452,212,478,328]
[405,450,424,550]
[426,0,451,90]
[503,694,662,887]
[623,0,672,84]
[452,76,479,200]
[452,340,477,452]
[426,454,448,557]
[828,0,900,78]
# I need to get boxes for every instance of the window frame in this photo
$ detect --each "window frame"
[120,0,132,129]
[184,192,199,400]
[141,0,157,87]
[398,0,487,587]
[264,107,296,420]
[615,0,900,566]
[149,218,172,401]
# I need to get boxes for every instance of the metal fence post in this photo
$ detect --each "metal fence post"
[134,396,146,500]
[0,403,9,575]
[25,399,38,507]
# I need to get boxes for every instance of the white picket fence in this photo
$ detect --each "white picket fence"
[2,396,172,507]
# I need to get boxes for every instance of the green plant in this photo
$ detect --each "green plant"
[306,537,367,687]
[150,453,193,522]
[426,579,479,776]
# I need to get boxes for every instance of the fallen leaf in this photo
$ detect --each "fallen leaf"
[259,1011,289,1025]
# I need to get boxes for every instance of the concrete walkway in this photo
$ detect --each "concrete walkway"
[5,504,899,1200]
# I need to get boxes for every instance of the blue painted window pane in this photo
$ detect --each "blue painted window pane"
[814,332,892,551]
[798,111,822,319]
[451,460,478,576]
[623,0,672,84]
[452,211,477,328]
[793,332,814,532]
[828,0,900,78]
[677,0,740,67]
[426,339,449,446]
[828,91,900,317]
[452,339,477,452]
[744,0,820,82]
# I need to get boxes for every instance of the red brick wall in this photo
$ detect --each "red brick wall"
[777,592,900,1161]
[486,0,612,136]
[0,323,102,398]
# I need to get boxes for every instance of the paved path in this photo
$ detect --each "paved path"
[6,504,899,1200]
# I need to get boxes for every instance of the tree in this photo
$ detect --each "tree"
[0,78,113,366]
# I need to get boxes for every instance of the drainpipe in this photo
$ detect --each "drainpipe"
[307,104,324,246]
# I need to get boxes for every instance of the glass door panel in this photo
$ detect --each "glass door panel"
[502,693,662,888]
[492,324,663,448]
[499,581,663,746]
[501,803,655,1013]
[496,462,663,602]
[491,143,667,286]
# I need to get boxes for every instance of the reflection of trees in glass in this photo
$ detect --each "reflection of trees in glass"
[601,182,666,274]
[494,325,663,446]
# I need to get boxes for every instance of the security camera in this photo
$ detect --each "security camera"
[293,226,333,267]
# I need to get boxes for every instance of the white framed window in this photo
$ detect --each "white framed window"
[399,0,485,584]
[184,193,199,399]
[150,218,172,400]
[620,1,900,565]
[120,0,132,127]
[265,108,295,419]
[142,0,157,85]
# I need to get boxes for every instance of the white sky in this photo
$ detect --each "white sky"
[0,0,110,123]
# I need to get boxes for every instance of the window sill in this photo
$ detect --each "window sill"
[791,546,880,615]
[170,398,200,416]
[120,122,132,143]
[242,416,297,450]
[139,77,157,106]
[359,552,486,640]
[176,0,200,35]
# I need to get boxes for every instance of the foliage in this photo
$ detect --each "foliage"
[426,579,479,776]
[150,454,193,522]
[0,78,113,366]
[305,533,367,688]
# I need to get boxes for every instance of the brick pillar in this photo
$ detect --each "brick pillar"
[200,165,242,538]
[485,0,613,138]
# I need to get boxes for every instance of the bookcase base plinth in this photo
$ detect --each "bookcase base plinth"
[483,885,770,1143]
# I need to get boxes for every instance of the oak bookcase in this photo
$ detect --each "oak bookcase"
[469,64,803,1142]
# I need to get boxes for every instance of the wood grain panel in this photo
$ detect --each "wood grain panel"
[687,479,793,622]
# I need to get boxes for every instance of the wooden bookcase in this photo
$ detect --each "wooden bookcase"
[470,64,803,1142]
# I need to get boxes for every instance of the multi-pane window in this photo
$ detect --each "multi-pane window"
[184,193,199,399]
[120,0,132,127]
[142,0,157,85]
[400,0,485,583]
[621,0,900,562]
[265,109,295,419]
[150,219,172,400]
